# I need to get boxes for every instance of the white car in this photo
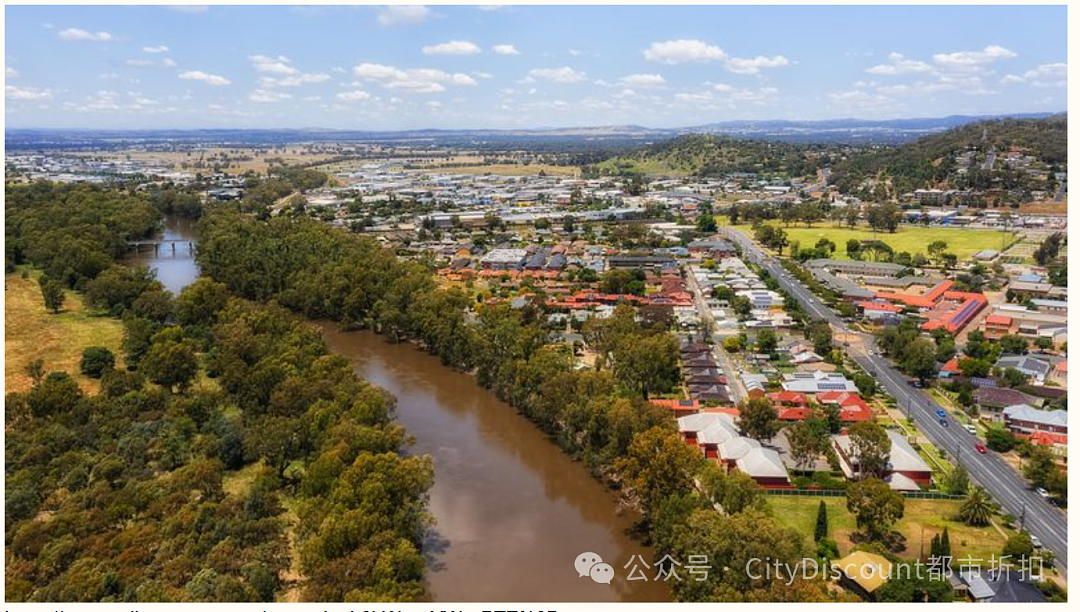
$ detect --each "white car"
[964,424,978,435]
[1036,487,1050,498]
[1031,535,1043,548]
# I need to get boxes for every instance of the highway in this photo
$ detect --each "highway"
[720,227,1069,576]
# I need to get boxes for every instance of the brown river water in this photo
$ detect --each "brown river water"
[134,218,667,601]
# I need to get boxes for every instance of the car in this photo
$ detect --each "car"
[964,424,978,435]
[936,409,947,420]
[975,443,987,454]
[1036,487,1050,498]
[1031,535,1043,549]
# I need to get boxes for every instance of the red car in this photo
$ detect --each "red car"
[974,443,988,454]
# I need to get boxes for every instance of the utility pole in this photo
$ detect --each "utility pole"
[1019,501,1027,531]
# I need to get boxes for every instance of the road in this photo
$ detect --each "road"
[721,227,1069,577]
[685,267,747,404]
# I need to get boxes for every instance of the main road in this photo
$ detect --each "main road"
[720,227,1068,577]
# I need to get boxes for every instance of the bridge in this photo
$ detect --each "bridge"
[128,239,195,254]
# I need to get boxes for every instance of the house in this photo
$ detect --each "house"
[1002,404,1067,438]
[676,412,790,487]
[995,355,1052,383]
[832,430,932,489]
[974,387,1041,420]
[939,358,961,378]
[833,551,892,598]
[816,391,873,422]
[781,371,858,393]
[687,237,737,258]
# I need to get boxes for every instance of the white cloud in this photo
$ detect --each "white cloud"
[351,62,476,93]
[376,5,431,27]
[57,28,113,43]
[526,66,586,83]
[178,70,230,86]
[474,71,494,79]
[142,45,169,53]
[865,52,934,75]
[1000,74,1027,85]
[162,58,178,68]
[337,90,372,102]
[249,89,292,103]
[250,54,298,75]
[423,40,482,55]
[260,73,330,88]
[6,85,54,101]
[619,73,666,88]
[725,55,790,75]
[932,45,1017,69]
[568,49,581,57]
[6,66,20,78]
[644,39,725,65]
[1023,62,1067,87]
[493,44,520,56]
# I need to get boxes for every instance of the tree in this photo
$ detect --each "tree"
[814,500,828,542]
[846,477,904,540]
[876,574,953,603]
[787,420,825,471]
[616,427,702,514]
[175,278,231,327]
[999,335,1028,355]
[79,346,116,378]
[40,280,65,313]
[853,373,877,397]
[1022,444,1057,488]
[756,328,778,353]
[902,338,938,384]
[24,358,45,385]
[1002,533,1034,562]
[141,327,199,393]
[984,425,1017,452]
[848,421,891,477]
[942,465,970,496]
[738,397,780,441]
[724,336,744,353]
[1001,367,1029,389]
[699,464,764,515]
[806,321,833,355]
[959,487,993,527]
[26,371,84,417]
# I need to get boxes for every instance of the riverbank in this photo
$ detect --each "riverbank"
[5,267,124,394]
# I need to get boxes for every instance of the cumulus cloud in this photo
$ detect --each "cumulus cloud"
[249,89,292,103]
[644,39,725,64]
[178,70,230,86]
[376,5,431,27]
[6,85,54,100]
[143,45,169,53]
[493,44,520,55]
[351,62,476,93]
[865,52,934,75]
[618,73,666,88]
[725,55,790,75]
[423,40,482,55]
[337,90,372,102]
[6,66,20,78]
[250,55,329,87]
[932,45,1017,69]
[1024,62,1067,87]
[526,66,587,83]
[57,28,113,42]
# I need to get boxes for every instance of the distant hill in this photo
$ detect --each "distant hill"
[828,114,1067,195]
[5,112,1063,151]
[593,134,826,177]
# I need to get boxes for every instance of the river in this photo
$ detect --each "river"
[127,215,200,295]
[134,216,667,602]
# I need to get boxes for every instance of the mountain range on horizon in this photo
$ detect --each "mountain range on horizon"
[5,111,1065,147]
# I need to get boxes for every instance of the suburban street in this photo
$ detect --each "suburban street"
[721,227,1069,577]
[685,268,747,404]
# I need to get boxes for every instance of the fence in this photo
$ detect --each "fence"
[765,488,964,501]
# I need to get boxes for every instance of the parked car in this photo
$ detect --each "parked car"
[964,424,978,435]
[1031,535,1043,549]
[1036,487,1050,498]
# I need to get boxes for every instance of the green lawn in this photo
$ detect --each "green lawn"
[767,496,1009,565]
[720,221,1015,261]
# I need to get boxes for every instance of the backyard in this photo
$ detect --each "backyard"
[767,495,1011,565]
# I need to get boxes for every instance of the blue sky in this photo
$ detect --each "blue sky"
[4,4,1068,129]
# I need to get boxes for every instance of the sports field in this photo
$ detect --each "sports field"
[721,221,1016,260]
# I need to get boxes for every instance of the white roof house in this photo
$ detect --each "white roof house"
[736,447,789,480]
[781,371,858,393]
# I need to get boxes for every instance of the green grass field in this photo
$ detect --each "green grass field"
[5,268,125,394]
[720,221,1015,261]
[767,496,1009,564]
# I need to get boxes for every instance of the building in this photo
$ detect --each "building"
[832,551,892,598]
[676,412,790,487]
[995,355,1052,383]
[1002,404,1067,437]
[832,430,932,489]
[781,371,858,394]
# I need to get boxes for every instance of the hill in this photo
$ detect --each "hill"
[828,114,1067,195]
[593,134,828,178]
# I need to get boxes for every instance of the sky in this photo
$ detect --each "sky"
[3,4,1068,130]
